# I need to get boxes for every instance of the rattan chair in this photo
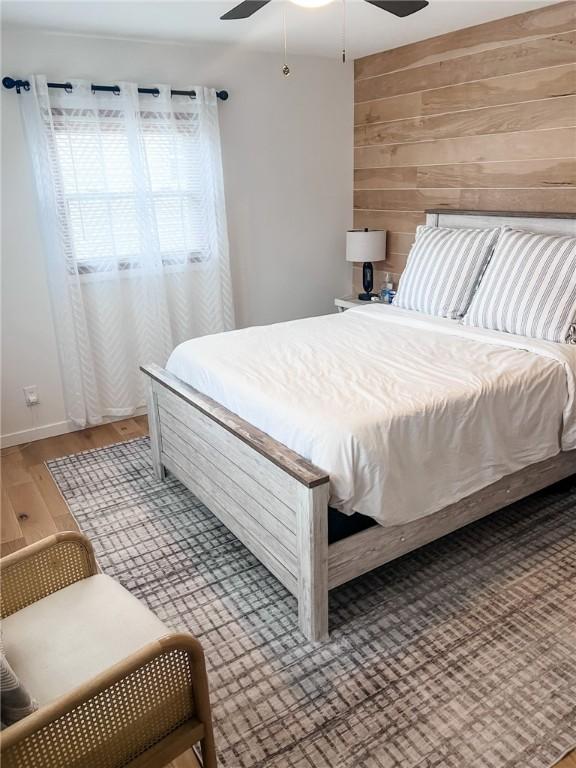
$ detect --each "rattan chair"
[0,532,217,768]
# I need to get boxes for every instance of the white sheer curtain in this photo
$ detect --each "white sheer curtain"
[20,76,234,427]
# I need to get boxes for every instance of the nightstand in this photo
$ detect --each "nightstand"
[335,296,380,312]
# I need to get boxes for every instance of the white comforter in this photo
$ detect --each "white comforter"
[167,305,576,526]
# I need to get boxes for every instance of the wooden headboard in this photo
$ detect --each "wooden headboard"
[426,209,576,236]
[351,209,576,294]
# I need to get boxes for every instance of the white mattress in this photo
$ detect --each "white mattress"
[167,305,576,526]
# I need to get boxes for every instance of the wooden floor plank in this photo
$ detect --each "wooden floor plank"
[0,417,572,767]
[18,431,86,469]
[1,537,26,558]
[28,462,70,519]
[133,414,149,431]
[76,423,127,450]
[6,481,58,545]
[1,486,23,545]
[110,417,147,440]
[53,511,79,533]
[169,749,201,768]
[1,450,32,485]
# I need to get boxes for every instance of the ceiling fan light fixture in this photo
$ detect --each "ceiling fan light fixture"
[290,0,335,7]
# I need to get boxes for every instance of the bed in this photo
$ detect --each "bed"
[141,210,576,641]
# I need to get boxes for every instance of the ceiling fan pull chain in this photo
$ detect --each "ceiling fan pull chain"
[282,2,291,76]
[342,0,347,63]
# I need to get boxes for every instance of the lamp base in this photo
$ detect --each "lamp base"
[357,292,376,301]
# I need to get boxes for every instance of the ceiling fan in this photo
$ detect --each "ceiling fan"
[221,0,429,21]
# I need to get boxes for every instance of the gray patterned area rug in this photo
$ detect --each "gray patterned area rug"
[47,437,576,768]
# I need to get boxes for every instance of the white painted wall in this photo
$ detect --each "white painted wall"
[1,26,353,445]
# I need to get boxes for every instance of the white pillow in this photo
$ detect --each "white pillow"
[393,225,500,319]
[463,228,576,343]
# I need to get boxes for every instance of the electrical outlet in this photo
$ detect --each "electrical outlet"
[23,385,40,407]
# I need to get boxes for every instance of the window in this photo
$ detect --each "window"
[52,106,209,274]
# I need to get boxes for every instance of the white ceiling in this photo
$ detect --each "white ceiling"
[1,0,557,59]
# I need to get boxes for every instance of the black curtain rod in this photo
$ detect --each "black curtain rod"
[2,76,229,100]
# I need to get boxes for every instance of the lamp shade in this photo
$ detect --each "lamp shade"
[346,229,387,263]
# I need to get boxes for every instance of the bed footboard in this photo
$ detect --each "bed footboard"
[142,364,331,641]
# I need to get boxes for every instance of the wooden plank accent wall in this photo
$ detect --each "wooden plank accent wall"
[353,0,576,290]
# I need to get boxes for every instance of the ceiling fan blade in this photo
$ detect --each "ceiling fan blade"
[364,0,429,18]
[220,1,272,20]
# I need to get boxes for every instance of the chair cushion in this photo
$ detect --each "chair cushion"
[1,574,169,706]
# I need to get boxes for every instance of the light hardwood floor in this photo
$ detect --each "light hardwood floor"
[0,418,573,768]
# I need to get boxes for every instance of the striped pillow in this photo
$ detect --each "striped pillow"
[393,225,500,319]
[463,228,576,343]
[1,652,38,726]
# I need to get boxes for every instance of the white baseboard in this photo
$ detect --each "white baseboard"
[1,420,75,449]
[1,407,147,449]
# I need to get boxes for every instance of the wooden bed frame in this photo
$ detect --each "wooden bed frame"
[141,210,576,642]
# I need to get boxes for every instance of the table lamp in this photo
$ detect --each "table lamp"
[346,229,387,301]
